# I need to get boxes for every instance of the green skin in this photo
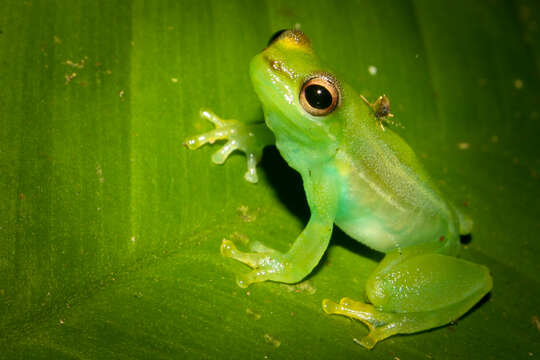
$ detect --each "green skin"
[185,30,492,349]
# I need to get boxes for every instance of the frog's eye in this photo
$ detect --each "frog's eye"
[267,29,287,46]
[299,77,339,116]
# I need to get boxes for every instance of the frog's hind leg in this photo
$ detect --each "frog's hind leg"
[323,252,492,349]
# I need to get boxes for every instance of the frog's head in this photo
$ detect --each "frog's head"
[250,29,343,156]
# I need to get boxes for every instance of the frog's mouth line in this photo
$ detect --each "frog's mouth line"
[262,54,298,80]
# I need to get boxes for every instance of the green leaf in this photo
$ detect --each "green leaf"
[1,0,539,358]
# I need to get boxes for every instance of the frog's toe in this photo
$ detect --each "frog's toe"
[322,297,379,330]
[183,133,206,150]
[322,298,360,315]
[220,239,244,262]
[200,109,226,127]
[356,334,377,350]
[211,140,239,164]
[235,268,276,288]
[249,240,278,253]
[220,239,261,268]
[243,153,259,183]
[322,298,340,314]
[184,128,229,150]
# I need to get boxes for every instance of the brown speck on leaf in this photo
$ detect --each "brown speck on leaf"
[230,231,249,245]
[245,308,261,320]
[264,334,281,348]
[19,193,25,200]
[53,35,62,44]
[65,72,77,84]
[64,58,86,69]
[532,315,540,332]
[237,205,257,222]
[280,280,316,295]
[440,235,445,242]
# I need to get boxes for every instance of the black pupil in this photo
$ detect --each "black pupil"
[267,29,287,46]
[305,84,333,109]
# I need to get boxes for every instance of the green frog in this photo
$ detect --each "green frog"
[184,29,492,349]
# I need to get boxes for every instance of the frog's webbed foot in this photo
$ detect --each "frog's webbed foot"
[184,109,274,183]
[220,239,290,288]
[322,297,399,350]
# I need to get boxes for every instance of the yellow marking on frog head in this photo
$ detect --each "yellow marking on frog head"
[269,29,313,53]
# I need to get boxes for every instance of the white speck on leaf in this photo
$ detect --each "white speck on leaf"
[368,66,377,75]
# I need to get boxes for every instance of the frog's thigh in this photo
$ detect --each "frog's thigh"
[366,252,492,324]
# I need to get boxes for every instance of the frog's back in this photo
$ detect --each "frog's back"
[334,91,458,253]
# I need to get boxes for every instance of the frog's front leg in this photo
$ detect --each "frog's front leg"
[184,109,275,183]
[221,168,339,288]
[221,217,333,287]
[323,246,493,349]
